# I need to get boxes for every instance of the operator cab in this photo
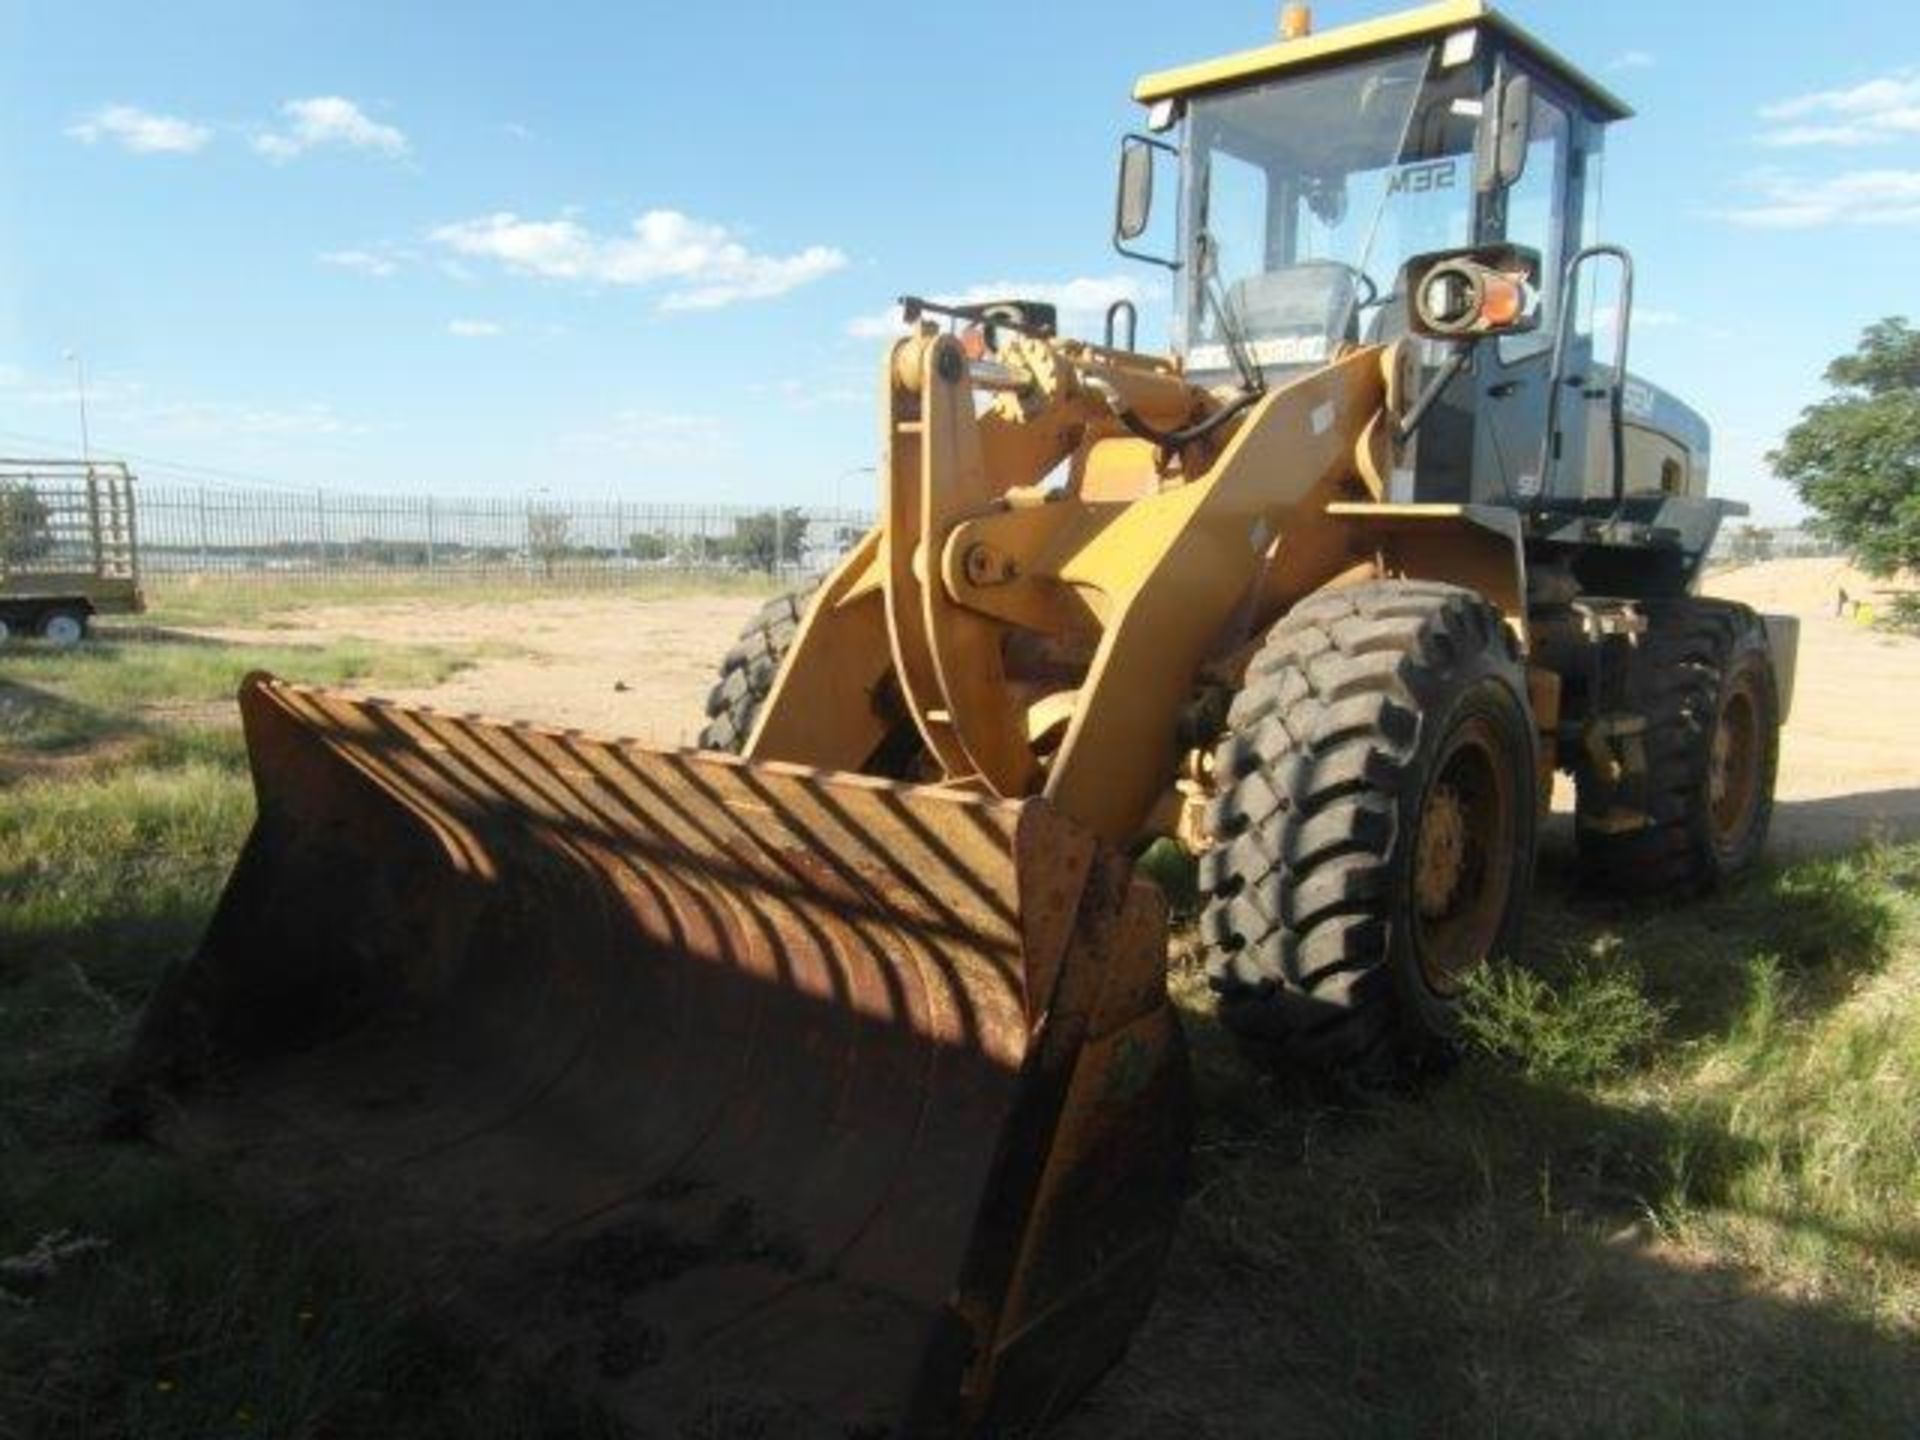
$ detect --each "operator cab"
[1117,0,1712,552]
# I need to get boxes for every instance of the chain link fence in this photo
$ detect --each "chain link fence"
[135,485,875,589]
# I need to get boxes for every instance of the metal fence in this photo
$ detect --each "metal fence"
[135,485,876,588]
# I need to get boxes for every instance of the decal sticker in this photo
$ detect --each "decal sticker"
[1188,334,1331,371]
[1388,159,1458,195]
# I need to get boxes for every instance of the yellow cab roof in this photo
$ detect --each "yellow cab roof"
[1133,0,1633,121]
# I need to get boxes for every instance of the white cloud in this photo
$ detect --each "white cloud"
[430,209,846,310]
[318,248,398,278]
[561,409,735,464]
[847,276,1143,340]
[0,364,361,440]
[1607,50,1655,73]
[447,318,503,337]
[501,121,533,140]
[140,399,363,438]
[1759,70,1920,147]
[254,97,408,161]
[748,375,869,411]
[66,104,211,155]
[1721,169,1920,227]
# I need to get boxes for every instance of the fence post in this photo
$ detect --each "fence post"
[426,495,436,571]
[196,486,210,574]
[315,489,329,575]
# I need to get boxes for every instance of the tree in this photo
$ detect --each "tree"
[1771,317,1920,577]
[526,505,571,577]
[716,508,808,574]
[626,530,672,563]
[0,482,53,566]
[1729,525,1774,566]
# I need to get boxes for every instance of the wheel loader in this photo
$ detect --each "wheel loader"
[117,2,1795,1434]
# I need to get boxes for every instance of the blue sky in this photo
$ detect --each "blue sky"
[2,1,1914,519]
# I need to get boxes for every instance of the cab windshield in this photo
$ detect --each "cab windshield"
[1180,45,1482,374]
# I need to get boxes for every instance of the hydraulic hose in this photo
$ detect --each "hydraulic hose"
[1087,375,1263,454]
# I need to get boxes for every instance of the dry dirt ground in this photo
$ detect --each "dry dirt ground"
[191,556,1919,857]
[205,593,766,748]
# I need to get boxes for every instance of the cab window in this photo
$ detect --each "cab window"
[1497,86,1572,362]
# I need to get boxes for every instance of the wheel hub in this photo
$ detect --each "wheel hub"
[1709,725,1730,810]
[1708,680,1761,848]
[1415,783,1469,918]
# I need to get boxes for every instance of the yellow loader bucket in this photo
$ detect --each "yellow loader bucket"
[115,676,1189,1437]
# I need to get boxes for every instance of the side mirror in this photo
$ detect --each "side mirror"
[1476,71,1534,192]
[1115,136,1155,241]
[1113,134,1181,270]
[1401,244,1543,339]
[1495,72,1533,187]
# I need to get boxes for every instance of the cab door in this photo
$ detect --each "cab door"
[1472,79,1589,507]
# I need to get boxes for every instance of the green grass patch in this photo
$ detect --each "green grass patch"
[0,635,468,757]
[1,631,617,1437]
[141,570,785,629]
[1095,846,1920,1438]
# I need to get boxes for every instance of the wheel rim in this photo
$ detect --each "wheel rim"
[41,613,83,646]
[1708,672,1763,854]
[1411,713,1518,993]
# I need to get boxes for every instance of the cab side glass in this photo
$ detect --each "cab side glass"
[1497,87,1571,363]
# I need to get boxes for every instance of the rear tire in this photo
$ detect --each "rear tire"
[38,607,88,647]
[1575,599,1779,894]
[1199,581,1538,1073]
[698,580,821,754]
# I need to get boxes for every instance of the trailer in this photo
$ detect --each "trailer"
[0,459,143,644]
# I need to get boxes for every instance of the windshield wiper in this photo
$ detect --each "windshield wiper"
[1197,230,1265,396]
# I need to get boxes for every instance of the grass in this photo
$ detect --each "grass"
[1080,847,1920,1437]
[0,632,469,761]
[3,629,1918,1437]
[1,632,615,1439]
[140,569,786,629]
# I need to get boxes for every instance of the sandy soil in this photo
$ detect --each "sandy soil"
[207,594,765,749]
[1703,557,1920,854]
[193,556,1918,857]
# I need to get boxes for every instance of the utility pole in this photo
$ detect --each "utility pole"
[62,350,92,461]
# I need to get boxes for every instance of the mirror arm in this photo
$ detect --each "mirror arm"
[1113,236,1183,271]
[1113,132,1183,270]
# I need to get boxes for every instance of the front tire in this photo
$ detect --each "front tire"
[698,580,821,754]
[1199,581,1538,1072]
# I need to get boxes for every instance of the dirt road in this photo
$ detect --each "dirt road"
[197,556,1918,857]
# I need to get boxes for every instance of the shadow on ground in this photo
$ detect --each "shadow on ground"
[1774,787,1920,853]
[1062,858,1920,1439]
